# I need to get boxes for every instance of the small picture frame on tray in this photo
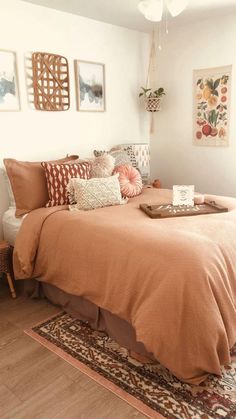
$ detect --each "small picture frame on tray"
[173,185,194,206]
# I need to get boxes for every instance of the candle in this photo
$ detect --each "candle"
[194,194,204,204]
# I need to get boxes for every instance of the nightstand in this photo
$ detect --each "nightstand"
[0,241,16,298]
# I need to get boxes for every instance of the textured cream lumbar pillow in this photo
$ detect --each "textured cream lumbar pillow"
[67,174,127,211]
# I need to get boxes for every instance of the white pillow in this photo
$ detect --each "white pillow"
[67,174,127,211]
[2,169,16,208]
[90,153,115,178]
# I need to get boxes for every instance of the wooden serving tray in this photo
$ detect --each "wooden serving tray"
[139,201,228,219]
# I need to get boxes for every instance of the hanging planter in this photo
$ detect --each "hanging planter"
[139,87,166,133]
[139,29,166,132]
[146,97,161,112]
[139,87,165,113]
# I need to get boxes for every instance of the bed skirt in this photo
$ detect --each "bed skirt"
[24,279,154,361]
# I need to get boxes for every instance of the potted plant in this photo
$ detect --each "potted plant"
[139,87,165,112]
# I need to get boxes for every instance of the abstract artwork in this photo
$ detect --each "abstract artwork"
[75,60,105,112]
[0,50,20,111]
[32,52,70,111]
[193,65,231,146]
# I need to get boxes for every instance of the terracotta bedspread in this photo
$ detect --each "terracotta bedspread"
[13,188,236,384]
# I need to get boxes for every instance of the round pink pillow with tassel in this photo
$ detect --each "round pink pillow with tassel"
[114,164,143,198]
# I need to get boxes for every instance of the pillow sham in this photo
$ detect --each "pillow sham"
[90,153,115,178]
[42,161,91,207]
[113,164,143,198]
[4,155,78,217]
[2,169,16,207]
[68,174,127,211]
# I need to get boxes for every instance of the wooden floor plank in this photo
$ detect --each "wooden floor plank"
[0,384,21,417]
[0,283,146,418]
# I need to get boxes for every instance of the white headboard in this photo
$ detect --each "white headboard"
[0,168,10,240]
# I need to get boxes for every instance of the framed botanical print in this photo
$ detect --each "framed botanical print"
[0,50,20,111]
[193,65,231,146]
[74,60,105,112]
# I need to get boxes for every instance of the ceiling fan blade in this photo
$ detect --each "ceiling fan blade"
[138,0,163,22]
[166,0,188,17]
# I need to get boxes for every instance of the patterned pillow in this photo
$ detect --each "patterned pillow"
[93,149,106,157]
[93,148,131,167]
[42,161,91,207]
[109,149,131,167]
[113,164,143,198]
[90,153,115,178]
[67,174,127,211]
[123,146,137,168]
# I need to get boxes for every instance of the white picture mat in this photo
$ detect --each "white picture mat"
[173,185,195,206]
[0,50,20,111]
[75,60,105,112]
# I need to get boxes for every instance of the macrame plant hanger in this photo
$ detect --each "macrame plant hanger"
[145,27,159,134]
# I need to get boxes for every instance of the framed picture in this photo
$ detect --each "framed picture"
[193,65,231,146]
[0,50,20,111]
[75,60,105,112]
[173,185,194,206]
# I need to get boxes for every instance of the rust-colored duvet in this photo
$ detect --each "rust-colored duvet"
[13,188,236,384]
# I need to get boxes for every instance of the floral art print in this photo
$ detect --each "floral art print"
[193,66,231,146]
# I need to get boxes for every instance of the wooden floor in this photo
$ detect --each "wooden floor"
[0,278,146,419]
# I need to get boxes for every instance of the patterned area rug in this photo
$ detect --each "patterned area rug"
[25,312,236,419]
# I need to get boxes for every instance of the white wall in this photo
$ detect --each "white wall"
[0,0,149,163]
[151,13,236,197]
[0,0,150,237]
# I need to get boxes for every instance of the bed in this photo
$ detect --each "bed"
[12,187,236,385]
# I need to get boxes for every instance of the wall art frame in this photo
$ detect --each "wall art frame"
[32,51,70,111]
[74,60,106,112]
[193,65,232,147]
[0,49,20,111]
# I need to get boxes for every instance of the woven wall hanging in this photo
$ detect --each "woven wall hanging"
[32,52,70,111]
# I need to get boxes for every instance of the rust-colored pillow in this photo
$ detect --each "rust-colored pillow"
[42,161,91,207]
[4,155,78,217]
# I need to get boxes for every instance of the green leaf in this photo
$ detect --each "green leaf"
[140,87,151,94]
[213,90,218,97]
[197,79,202,85]
[206,78,214,90]
[213,78,220,90]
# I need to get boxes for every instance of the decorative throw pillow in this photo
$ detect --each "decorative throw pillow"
[123,146,137,168]
[42,161,91,207]
[4,155,79,217]
[109,149,131,167]
[2,169,16,207]
[93,150,106,157]
[114,164,143,198]
[67,174,127,211]
[90,153,115,178]
[93,147,131,167]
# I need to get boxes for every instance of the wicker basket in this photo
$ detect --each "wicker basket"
[146,97,161,112]
[0,241,10,273]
